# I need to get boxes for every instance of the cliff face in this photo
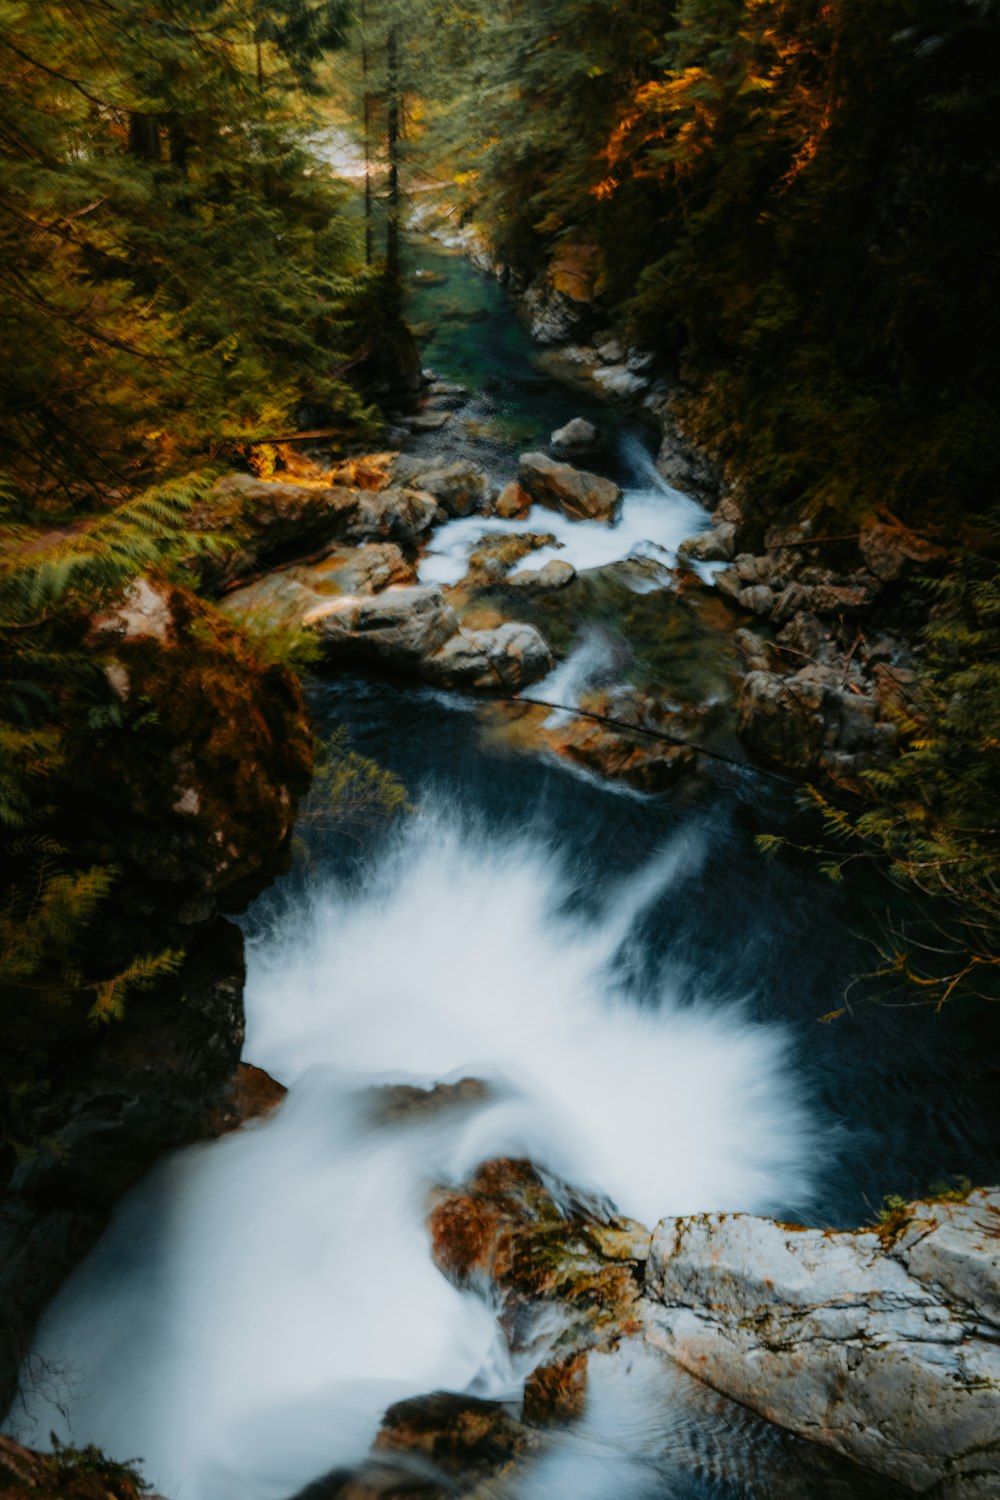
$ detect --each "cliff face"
[0,580,313,1416]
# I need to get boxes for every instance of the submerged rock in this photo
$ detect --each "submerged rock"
[643,1188,1000,1497]
[551,417,603,456]
[517,452,622,524]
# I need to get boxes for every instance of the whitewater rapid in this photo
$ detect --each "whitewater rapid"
[419,432,721,588]
[9,807,814,1499]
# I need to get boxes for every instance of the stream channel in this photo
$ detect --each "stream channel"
[8,237,1000,1500]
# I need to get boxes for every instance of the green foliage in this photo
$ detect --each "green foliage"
[300,725,409,842]
[43,1435,152,1496]
[0,0,376,507]
[0,475,205,1016]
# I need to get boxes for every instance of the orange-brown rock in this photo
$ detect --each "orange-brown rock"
[494,483,532,520]
[522,1351,589,1423]
[428,1159,647,1353]
[208,1063,287,1136]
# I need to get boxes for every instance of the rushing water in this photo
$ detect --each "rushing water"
[8,238,1000,1500]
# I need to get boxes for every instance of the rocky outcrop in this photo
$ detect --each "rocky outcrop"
[0,921,246,1417]
[1,579,312,1414]
[643,1189,1000,1497]
[517,452,622,524]
[193,473,439,589]
[738,664,897,780]
[422,621,554,691]
[83,580,312,921]
[302,585,553,694]
[494,481,532,519]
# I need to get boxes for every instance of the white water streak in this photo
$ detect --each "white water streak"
[11,809,813,1500]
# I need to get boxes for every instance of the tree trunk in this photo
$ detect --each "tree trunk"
[128,113,161,162]
[385,23,402,312]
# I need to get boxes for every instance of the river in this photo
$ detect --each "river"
[6,237,1000,1500]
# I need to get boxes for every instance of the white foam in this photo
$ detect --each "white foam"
[418,444,712,589]
[11,809,814,1499]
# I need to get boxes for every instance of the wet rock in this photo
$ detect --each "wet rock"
[859,519,947,583]
[364,1078,492,1128]
[375,1393,531,1478]
[293,1394,535,1500]
[678,524,736,564]
[551,417,603,456]
[208,1062,287,1136]
[304,585,458,668]
[733,553,782,588]
[508,559,577,592]
[517,452,622,524]
[465,532,556,581]
[493,482,532,520]
[428,1158,648,1356]
[654,424,720,502]
[522,1351,589,1423]
[423,621,553,693]
[643,1188,1000,1497]
[391,457,492,519]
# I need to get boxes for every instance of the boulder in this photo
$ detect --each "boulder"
[428,1158,647,1355]
[508,559,577,591]
[551,417,603,455]
[494,482,532,520]
[423,621,553,692]
[304,584,457,667]
[738,665,897,778]
[391,456,493,518]
[517,452,622,524]
[860,520,947,583]
[346,485,439,543]
[643,1189,1000,1497]
[677,524,736,563]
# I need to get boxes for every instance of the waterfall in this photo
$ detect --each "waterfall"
[11,805,813,1500]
